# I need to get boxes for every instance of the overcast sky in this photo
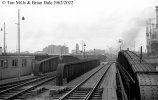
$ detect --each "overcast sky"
[0,0,158,53]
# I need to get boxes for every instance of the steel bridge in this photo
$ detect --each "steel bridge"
[116,50,158,100]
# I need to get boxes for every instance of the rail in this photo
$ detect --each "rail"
[58,62,111,100]
[5,76,56,100]
[0,76,39,92]
[0,74,56,100]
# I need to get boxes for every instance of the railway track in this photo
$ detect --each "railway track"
[0,72,56,92]
[0,74,56,100]
[58,62,112,100]
[0,76,40,92]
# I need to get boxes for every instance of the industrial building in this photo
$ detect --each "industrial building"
[146,6,158,55]
[43,44,69,55]
[71,43,80,54]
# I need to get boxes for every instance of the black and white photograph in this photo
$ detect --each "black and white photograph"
[0,0,158,100]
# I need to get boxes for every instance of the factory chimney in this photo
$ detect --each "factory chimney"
[156,6,158,40]
[156,6,158,28]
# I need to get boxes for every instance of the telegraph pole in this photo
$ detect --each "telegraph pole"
[0,23,7,80]
[3,23,6,55]
[84,43,86,59]
[17,9,25,80]
[140,46,142,63]
[1,23,7,55]
[94,48,96,59]
[18,9,21,80]
[18,9,20,55]
[82,40,84,58]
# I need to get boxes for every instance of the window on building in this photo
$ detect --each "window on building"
[3,60,8,68]
[22,59,27,67]
[12,59,18,67]
[1,60,8,68]
[1,60,4,68]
